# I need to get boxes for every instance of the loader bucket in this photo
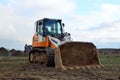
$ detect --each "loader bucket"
[55,42,103,70]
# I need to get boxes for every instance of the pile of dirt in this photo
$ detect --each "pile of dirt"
[10,49,25,56]
[112,49,120,55]
[98,48,120,55]
[0,47,25,56]
[0,47,9,56]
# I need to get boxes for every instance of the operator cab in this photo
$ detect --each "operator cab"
[36,18,64,39]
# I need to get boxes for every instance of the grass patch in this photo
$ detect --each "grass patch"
[0,54,120,69]
[0,56,28,61]
[0,56,29,70]
[99,54,120,67]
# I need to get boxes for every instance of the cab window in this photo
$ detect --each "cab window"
[36,22,43,35]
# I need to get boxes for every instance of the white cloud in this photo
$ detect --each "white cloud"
[71,20,120,43]
[93,4,120,22]
[8,0,76,18]
[91,20,120,43]
[61,3,120,46]
[67,3,120,30]
[101,4,119,14]
[0,2,33,44]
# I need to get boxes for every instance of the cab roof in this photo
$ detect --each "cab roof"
[36,18,62,23]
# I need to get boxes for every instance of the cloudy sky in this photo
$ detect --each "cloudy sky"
[0,0,120,50]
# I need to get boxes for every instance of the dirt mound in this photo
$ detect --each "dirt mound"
[0,47,9,56]
[112,49,120,55]
[0,47,25,56]
[10,49,25,56]
[98,49,115,54]
[59,42,100,67]
[98,48,120,55]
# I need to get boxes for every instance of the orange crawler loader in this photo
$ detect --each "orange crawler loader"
[26,18,103,70]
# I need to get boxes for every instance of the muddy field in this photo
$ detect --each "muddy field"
[0,54,120,80]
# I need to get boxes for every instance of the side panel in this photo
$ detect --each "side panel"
[32,34,49,48]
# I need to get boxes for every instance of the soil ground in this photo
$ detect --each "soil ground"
[0,54,120,80]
